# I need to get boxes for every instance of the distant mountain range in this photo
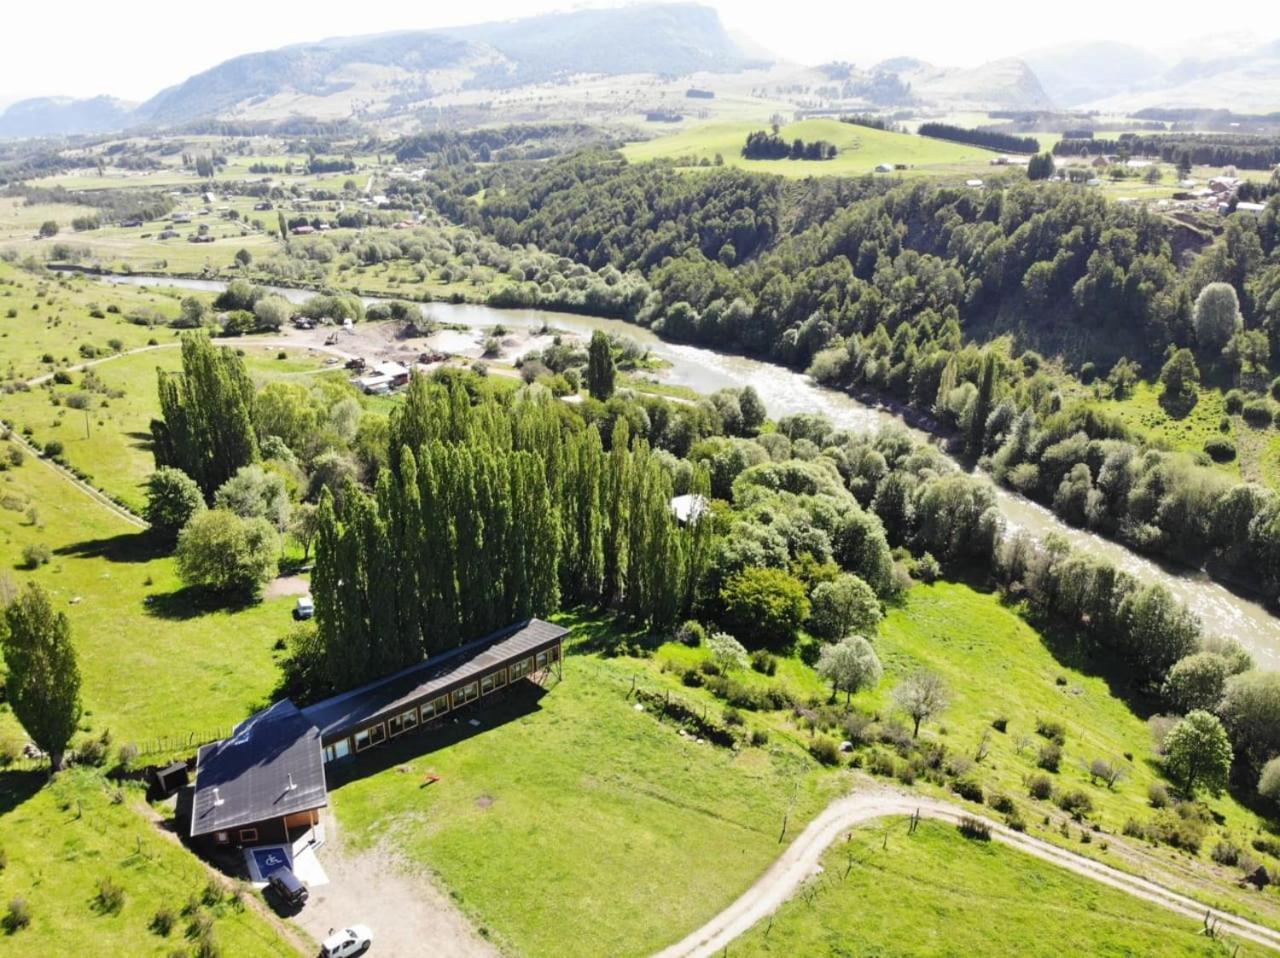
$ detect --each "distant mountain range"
[3,6,1279,140]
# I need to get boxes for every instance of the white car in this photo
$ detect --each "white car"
[294,596,314,620]
[321,925,372,958]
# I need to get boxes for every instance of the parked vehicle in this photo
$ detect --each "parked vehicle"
[294,596,314,620]
[266,867,308,907]
[320,925,373,957]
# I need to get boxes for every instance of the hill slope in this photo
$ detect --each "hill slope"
[0,96,136,138]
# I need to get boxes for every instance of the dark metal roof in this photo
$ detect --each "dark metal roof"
[190,700,327,837]
[301,618,568,742]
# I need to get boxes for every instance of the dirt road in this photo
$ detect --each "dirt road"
[654,784,1280,958]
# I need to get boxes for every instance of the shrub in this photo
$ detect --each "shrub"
[43,439,64,457]
[1204,437,1237,462]
[1035,718,1066,744]
[951,778,984,804]
[749,728,769,747]
[991,716,1009,733]
[3,897,31,932]
[1055,789,1093,818]
[722,706,744,727]
[808,735,841,766]
[1226,389,1246,413]
[750,649,778,676]
[1005,810,1027,832]
[21,543,51,568]
[1037,742,1063,772]
[75,735,109,767]
[94,877,125,914]
[1027,773,1054,800]
[718,566,810,647]
[674,620,706,647]
[1257,756,1280,803]
[151,907,176,936]
[868,750,896,776]
[1212,840,1242,866]
[957,816,991,841]
[989,793,1015,814]
[680,667,704,688]
[1252,836,1280,858]
[1242,398,1276,428]
[706,632,749,672]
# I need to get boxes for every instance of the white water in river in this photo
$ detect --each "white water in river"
[100,274,1280,667]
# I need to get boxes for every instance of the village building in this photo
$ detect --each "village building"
[187,618,567,850]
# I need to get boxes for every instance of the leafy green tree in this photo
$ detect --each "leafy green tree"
[718,566,810,648]
[252,295,292,331]
[1107,357,1140,398]
[1258,756,1280,803]
[1163,710,1232,797]
[707,632,748,672]
[1219,670,1280,770]
[1159,348,1199,399]
[1194,282,1243,353]
[892,670,950,737]
[587,330,616,400]
[817,634,882,704]
[213,465,292,531]
[234,248,253,267]
[2,583,82,771]
[143,467,206,539]
[807,573,881,640]
[176,509,279,598]
[739,386,766,432]
[967,351,998,455]
[1161,652,1230,713]
[152,332,258,499]
[1027,152,1055,181]
[38,220,58,238]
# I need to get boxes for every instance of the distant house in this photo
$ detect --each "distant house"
[291,224,315,236]
[253,202,273,211]
[187,619,567,849]
[989,155,1011,166]
[1090,156,1110,169]
[1234,202,1267,217]
[355,361,410,393]
[685,88,715,99]
[873,163,893,173]
[966,178,983,188]
[120,218,143,228]
[1209,176,1242,194]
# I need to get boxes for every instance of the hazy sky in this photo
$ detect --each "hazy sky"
[2,0,1275,104]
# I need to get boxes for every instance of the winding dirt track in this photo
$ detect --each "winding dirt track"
[654,785,1280,958]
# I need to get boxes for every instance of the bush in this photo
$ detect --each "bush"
[1226,389,1246,412]
[1204,437,1237,462]
[21,543,51,568]
[674,620,706,647]
[957,816,991,841]
[1027,773,1054,800]
[1037,742,1063,772]
[808,735,841,765]
[1252,836,1280,858]
[1212,840,1242,866]
[750,649,778,676]
[94,877,125,914]
[1242,398,1276,428]
[913,552,942,583]
[75,735,109,767]
[3,897,31,932]
[718,566,810,647]
[151,907,176,936]
[989,793,1015,814]
[951,778,984,804]
[749,728,769,747]
[43,440,63,457]
[1147,781,1171,808]
[1258,756,1280,803]
[1055,789,1093,818]
[991,716,1009,733]
[722,706,744,727]
[1035,718,1066,744]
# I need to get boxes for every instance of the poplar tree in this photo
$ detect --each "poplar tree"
[2,583,82,771]
[587,330,616,400]
[968,351,998,456]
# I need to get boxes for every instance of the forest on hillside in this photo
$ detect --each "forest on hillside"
[391,154,1280,601]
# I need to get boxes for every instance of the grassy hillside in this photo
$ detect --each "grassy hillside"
[0,436,293,748]
[621,119,998,178]
[731,818,1261,957]
[0,768,299,956]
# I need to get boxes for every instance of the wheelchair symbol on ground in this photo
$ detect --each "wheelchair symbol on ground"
[251,847,291,877]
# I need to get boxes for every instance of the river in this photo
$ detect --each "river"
[100,274,1280,667]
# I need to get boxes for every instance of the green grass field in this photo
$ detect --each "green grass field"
[1081,380,1280,490]
[731,818,1261,957]
[621,119,1001,179]
[0,767,299,956]
[0,437,295,749]
[5,346,329,512]
[328,615,843,958]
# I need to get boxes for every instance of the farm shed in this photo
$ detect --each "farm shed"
[188,619,567,847]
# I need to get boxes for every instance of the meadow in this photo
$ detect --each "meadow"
[730,818,1261,957]
[621,119,1000,179]
[0,767,302,956]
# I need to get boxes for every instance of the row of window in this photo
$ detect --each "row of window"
[214,827,258,845]
[321,646,557,763]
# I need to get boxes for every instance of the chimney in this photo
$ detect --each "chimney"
[287,773,297,791]
[213,787,224,806]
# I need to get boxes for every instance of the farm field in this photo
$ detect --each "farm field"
[620,119,1002,178]
[0,435,295,749]
[0,767,301,956]
[730,817,1262,957]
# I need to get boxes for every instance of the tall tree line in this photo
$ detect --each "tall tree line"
[310,380,711,689]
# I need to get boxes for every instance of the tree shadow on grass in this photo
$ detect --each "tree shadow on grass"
[565,607,665,657]
[56,530,169,565]
[1157,388,1198,420]
[123,430,154,452]
[143,585,260,621]
[0,768,46,817]
[323,680,551,791]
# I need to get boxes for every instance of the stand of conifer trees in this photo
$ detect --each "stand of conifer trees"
[310,378,711,688]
